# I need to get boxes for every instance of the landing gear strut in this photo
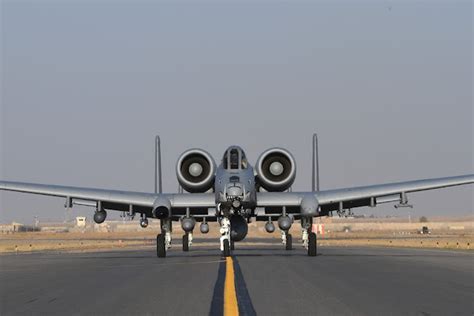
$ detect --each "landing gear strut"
[281,230,293,250]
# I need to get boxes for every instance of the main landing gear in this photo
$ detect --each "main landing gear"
[286,233,293,251]
[182,232,193,252]
[157,233,166,258]
[301,217,317,257]
[308,232,317,256]
[281,230,293,250]
[156,219,172,258]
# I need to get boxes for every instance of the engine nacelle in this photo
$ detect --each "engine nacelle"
[176,149,216,193]
[230,215,248,242]
[255,148,296,192]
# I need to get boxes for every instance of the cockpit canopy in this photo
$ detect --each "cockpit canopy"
[222,146,248,170]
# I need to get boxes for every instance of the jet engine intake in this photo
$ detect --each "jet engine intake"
[176,149,216,193]
[256,148,296,192]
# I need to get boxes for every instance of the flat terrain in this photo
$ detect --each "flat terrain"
[1,227,473,253]
[1,244,473,315]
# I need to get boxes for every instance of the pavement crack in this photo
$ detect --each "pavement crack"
[26,298,38,304]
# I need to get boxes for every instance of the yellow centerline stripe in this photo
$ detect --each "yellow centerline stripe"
[224,257,239,316]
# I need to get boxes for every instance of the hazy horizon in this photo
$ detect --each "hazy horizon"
[1,1,472,224]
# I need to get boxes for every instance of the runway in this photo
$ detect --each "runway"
[1,245,473,315]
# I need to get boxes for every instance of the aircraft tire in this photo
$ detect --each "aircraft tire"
[286,234,292,250]
[182,234,189,252]
[223,239,231,257]
[157,234,166,258]
[308,232,317,256]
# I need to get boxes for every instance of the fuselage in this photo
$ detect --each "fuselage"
[214,146,257,215]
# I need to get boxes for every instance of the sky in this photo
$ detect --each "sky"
[1,0,472,224]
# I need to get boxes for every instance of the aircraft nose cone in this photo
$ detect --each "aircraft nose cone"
[227,186,243,197]
[269,161,284,176]
[188,163,203,177]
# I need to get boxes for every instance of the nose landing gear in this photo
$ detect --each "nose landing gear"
[220,217,231,257]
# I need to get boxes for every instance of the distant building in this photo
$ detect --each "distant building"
[0,222,39,233]
[76,217,86,228]
[0,222,24,233]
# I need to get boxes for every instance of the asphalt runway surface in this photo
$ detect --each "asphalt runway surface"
[1,244,473,316]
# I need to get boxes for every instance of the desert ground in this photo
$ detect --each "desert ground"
[1,216,472,253]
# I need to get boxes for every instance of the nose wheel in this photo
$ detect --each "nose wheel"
[223,239,231,257]
[219,217,232,257]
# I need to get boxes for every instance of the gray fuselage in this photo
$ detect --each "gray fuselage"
[214,146,257,215]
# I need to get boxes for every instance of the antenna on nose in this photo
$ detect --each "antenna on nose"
[312,133,320,192]
[155,135,162,194]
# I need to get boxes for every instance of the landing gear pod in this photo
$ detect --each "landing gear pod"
[152,197,171,219]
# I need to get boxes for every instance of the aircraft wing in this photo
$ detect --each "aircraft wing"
[257,174,474,215]
[0,181,215,217]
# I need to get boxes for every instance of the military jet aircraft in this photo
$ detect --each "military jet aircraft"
[1,136,473,257]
